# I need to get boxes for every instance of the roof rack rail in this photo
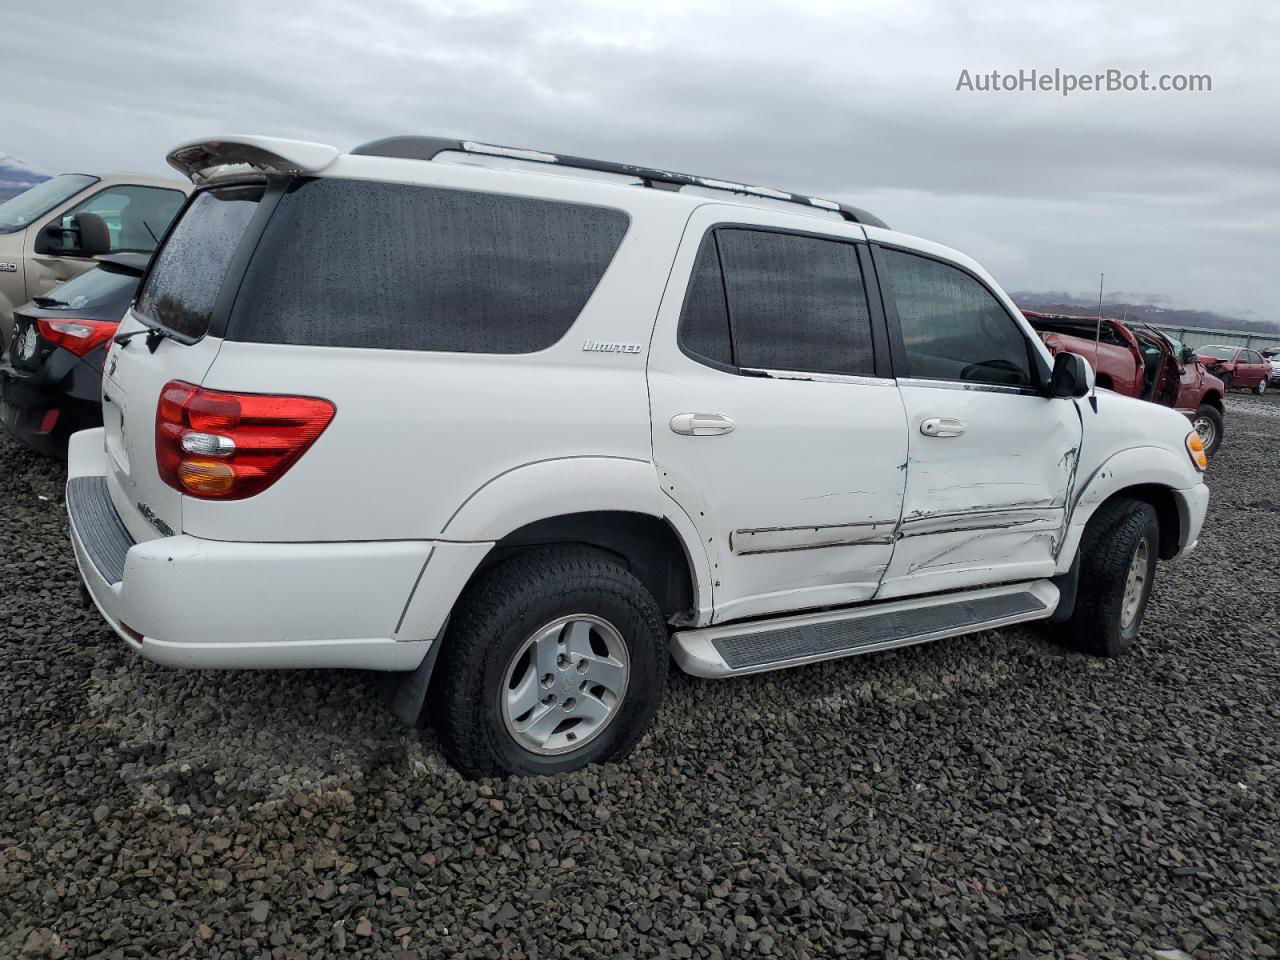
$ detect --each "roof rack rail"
[350,136,888,229]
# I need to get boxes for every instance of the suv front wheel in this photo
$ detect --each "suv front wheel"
[1059,497,1160,657]
[429,547,668,778]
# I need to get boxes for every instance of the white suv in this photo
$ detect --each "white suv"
[66,134,1210,777]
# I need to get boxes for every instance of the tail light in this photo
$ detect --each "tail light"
[36,318,118,358]
[155,380,335,500]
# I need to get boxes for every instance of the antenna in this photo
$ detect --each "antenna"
[1090,273,1104,412]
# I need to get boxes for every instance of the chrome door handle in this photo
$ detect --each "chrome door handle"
[920,417,966,438]
[670,413,735,436]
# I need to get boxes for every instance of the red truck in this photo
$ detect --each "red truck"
[1022,310,1227,455]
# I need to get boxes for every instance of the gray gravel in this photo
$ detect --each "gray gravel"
[2,400,1278,960]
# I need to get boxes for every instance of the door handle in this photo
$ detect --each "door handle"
[920,417,966,438]
[670,413,735,436]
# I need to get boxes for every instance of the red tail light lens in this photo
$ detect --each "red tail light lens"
[155,381,335,500]
[36,318,119,357]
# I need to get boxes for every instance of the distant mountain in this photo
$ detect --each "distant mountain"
[1013,291,1280,335]
[0,152,48,202]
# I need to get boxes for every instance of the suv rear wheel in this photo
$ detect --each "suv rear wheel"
[1059,497,1160,657]
[429,546,668,778]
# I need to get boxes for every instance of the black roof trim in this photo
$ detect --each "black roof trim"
[350,136,888,229]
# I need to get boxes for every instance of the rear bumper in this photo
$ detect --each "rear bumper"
[0,355,102,457]
[66,428,489,671]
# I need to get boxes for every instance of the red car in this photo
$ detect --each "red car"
[1022,311,1228,454]
[1196,345,1270,394]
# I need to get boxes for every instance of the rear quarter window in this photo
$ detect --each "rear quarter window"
[228,178,629,353]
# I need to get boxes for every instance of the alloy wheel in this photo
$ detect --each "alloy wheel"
[500,614,630,756]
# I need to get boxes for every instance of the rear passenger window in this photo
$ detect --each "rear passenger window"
[678,234,733,366]
[718,229,874,376]
[678,227,876,377]
[229,178,629,353]
[878,248,1033,387]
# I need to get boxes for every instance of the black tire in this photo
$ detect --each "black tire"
[1194,404,1225,457]
[429,546,668,778]
[1220,373,1233,391]
[1254,378,1268,396]
[1059,497,1159,657]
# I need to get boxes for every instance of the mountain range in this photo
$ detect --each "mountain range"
[1013,291,1278,335]
[0,152,48,202]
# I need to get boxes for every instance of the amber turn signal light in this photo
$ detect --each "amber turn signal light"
[1185,431,1209,472]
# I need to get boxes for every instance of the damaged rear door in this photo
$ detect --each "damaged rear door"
[871,243,1082,599]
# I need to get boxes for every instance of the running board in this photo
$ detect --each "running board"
[671,581,1059,678]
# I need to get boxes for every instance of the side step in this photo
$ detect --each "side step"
[671,581,1058,678]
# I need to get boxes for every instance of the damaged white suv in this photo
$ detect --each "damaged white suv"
[66,134,1210,777]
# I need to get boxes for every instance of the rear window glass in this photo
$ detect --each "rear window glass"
[229,178,629,353]
[1197,346,1236,360]
[41,266,137,312]
[134,185,262,339]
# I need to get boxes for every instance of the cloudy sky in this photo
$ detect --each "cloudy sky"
[4,0,1276,320]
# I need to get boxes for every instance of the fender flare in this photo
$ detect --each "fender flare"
[1056,444,1197,571]
[433,455,715,618]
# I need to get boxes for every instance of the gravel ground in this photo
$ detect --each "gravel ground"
[2,400,1277,960]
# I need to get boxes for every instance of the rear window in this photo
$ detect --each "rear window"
[1197,346,1236,360]
[228,178,629,353]
[40,265,137,312]
[134,185,262,340]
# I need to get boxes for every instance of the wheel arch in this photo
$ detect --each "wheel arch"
[399,458,714,643]
[1058,445,1200,569]
[481,511,701,623]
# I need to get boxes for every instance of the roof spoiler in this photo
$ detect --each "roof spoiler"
[166,136,340,184]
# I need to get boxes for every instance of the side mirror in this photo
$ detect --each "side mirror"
[33,212,110,257]
[1051,351,1093,398]
[74,213,111,257]
[1181,347,1197,364]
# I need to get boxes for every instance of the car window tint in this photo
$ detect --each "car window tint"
[62,186,186,253]
[714,228,875,376]
[41,265,136,312]
[677,233,733,366]
[135,185,262,339]
[229,178,629,353]
[878,248,1032,387]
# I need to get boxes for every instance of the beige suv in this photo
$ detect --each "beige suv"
[0,173,190,347]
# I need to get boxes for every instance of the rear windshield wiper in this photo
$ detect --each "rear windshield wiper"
[113,324,174,353]
[32,296,67,307]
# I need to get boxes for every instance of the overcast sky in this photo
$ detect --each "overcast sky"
[3,0,1276,320]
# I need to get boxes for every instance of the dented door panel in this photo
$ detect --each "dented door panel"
[877,383,1082,599]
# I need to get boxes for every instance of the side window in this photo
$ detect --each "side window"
[677,234,733,366]
[61,185,186,253]
[878,248,1033,387]
[715,228,875,376]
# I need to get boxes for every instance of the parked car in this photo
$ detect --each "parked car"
[0,172,189,348]
[1023,311,1228,454]
[1195,344,1269,394]
[65,134,1210,778]
[0,254,149,456]
[1264,349,1280,386]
